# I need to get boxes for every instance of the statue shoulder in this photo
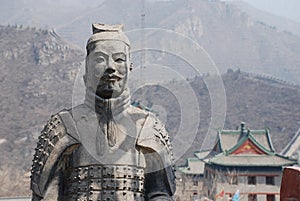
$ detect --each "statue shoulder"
[137,112,174,164]
[142,112,170,143]
[31,110,80,198]
[137,113,176,196]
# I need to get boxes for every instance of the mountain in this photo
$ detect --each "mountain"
[0,0,300,84]
[53,0,300,84]
[228,0,300,37]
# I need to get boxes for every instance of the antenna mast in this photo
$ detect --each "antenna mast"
[141,0,146,69]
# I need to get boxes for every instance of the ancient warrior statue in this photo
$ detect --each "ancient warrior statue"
[30,24,176,201]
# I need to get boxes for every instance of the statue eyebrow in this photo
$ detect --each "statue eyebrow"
[93,51,108,57]
[92,51,126,57]
[112,52,126,57]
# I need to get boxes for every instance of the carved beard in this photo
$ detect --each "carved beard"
[84,87,130,155]
[96,99,117,147]
[96,100,117,156]
[103,100,117,147]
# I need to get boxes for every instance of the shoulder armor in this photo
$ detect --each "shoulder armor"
[137,113,176,195]
[137,113,174,164]
[31,110,80,198]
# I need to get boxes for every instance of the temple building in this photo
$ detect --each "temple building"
[175,151,208,201]
[177,123,297,201]
[202,122,297,201]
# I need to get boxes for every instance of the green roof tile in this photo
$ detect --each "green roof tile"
[203,124,296,167]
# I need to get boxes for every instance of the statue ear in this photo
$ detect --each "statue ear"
[129,63,133,71]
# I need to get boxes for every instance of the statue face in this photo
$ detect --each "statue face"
[86,40,129,99]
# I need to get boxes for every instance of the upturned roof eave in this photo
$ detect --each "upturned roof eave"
[217,129,223,152]
[265,128,275,152]
[248,132,274,154]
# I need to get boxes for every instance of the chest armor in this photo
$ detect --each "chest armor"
[62,164,145,201]
[61,105,147,201]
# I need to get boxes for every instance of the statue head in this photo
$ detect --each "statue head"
[84,24,131,99]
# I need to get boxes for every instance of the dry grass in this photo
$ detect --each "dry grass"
[0,165,31,197]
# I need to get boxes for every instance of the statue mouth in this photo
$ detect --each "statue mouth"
[101,74,123,82]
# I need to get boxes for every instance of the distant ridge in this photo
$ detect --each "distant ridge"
[239,70,299,88]
[1,0,300,83]
[229,0,300,37]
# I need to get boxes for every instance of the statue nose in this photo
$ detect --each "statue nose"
[106,58,116,73]
[105,68,116,74]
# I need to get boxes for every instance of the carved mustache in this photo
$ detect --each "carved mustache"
[100,73,124,81]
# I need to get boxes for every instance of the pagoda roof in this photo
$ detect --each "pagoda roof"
[202,123,297,167]
[216,124,274,153]
[177,157,205,175]
[178,150,211,175]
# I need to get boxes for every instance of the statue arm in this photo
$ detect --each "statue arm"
[143,149,176,201]
[137,114,176,201]
[30,111,80,200]
[31,193,43,201]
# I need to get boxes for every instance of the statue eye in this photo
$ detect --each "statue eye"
[113,53,126,63]
[115,57,126,63]
[95,57,105,63]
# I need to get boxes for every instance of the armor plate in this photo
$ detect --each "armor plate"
[62,165,145,201]
[31,111,80,198]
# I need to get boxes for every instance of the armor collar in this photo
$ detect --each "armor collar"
[84,88,131,116]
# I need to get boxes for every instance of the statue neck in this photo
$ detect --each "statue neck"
[84,88,131,116]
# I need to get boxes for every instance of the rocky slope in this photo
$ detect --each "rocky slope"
[57,0,300,84]
[1,0,300,84]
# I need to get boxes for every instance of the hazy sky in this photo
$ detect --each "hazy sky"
[227,0,300,22]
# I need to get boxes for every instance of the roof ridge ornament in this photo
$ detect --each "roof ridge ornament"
[240,122,245,132]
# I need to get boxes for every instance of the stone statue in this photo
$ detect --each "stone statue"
[30,24,176,201]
